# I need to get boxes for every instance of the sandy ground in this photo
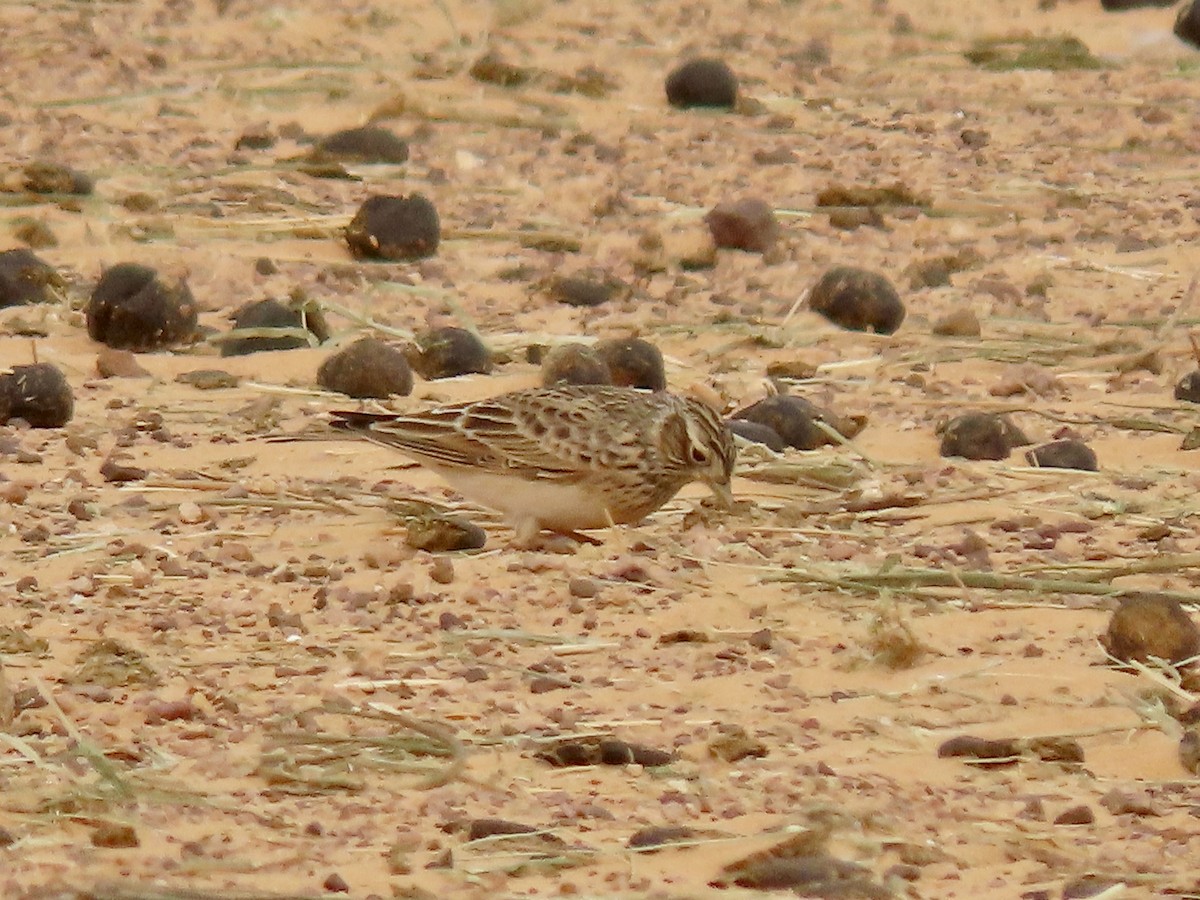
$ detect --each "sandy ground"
[4,0,1200,897]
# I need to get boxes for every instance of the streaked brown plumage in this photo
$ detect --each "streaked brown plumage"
[331,385,735,545]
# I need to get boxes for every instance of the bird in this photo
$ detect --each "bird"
[329,384,736,546]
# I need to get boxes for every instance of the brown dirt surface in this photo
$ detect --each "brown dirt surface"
[4,1,1200,898]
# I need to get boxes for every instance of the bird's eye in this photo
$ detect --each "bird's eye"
[690,446,709,464]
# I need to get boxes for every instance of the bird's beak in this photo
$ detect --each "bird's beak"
[708,480,734,510]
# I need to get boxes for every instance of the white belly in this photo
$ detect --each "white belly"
[442,469,618,531]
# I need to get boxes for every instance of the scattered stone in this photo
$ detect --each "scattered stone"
[937,735,1084,767]
[550,65,620,98]
[467,819,538,841]
[547,272,628,307]
[87,263,198,351]
[409,326,492,380]
[964,34,1104,71]
[568,577,599,598]
[541,343,612,387]
[175,369,240,390]
[469,50,534,87]
[1174,370,1200,403]
[311,126,409,163]
[733,395,835,451]
[145,696,199,724]
[705,198,779,253]
[826,207,885,230]
[13,219,57,249]
[932,308,981,337]
[659,629,710,644]
[727,419,785,452]
[1025,439,1098,471]
[1100,594,1200,665]
[536,736,674,768]
[427,561,453,588]
[593,337,666,391]
[1177,1,1200,47]
[665,57,738,109]
[808,266,905,334]
[989,364,1063,399]
[744,628,772,648]
[1179,727,1200,773]
[752,147,797,165]
[815,182,928,209]
[959,128,990,149]
[1,363,73,427]
[1098,788,1160,817]
[345,193,440,261]
[904,248,982,289]
[627,826,701,849]
[714,833,885,897]
[91,822,139,848]
[120,192,157,212]
[101,456,148,483]
[938,412,1029,461]
[70,638,157,688]
[21,161,93,195]
[406,515,486,552]
[318,337,413,398]
[765,359,819,380]
[234,125,274,150]
[322,873,349,893]
[1053,805,1094,826]
[0,248,62,307]
[708,724,768,762]
[220,298,328,357]
[95,348,149,378]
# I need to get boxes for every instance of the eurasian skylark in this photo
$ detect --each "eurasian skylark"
[331,385,736,545]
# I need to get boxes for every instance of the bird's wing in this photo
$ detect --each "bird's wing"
[330,404,583,479]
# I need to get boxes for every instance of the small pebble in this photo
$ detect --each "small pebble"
[1178,1,1200,48]
[91,822,139,848]
[939,412,1029,461]
[311,126,409,163]
[541,343,612,387]
[931,308,981,337]
[221,299,328,357]
[1100,593,1200,665]
[726,419,785,452]
[176,370,240,390]
[345,193,439,261]
[593,337,666,391]
[318,337,413,398]
[0,248,62,308]
[22,161,93,195]
[1174,370,1200,403]
[733,395,829,450]
[406,516,486,552]
[1053,805,1094,826]
[809,266,905,334]
[87,263,198,351]
[1025,439,1098,471]
[409,326,491,380]
[96,348,149,379]
[322,872,350,893]
[705,198,779,253]
[428,556,455,584]
[665,57,738,109]
[548,273,627,307]
[1,363,73,427]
